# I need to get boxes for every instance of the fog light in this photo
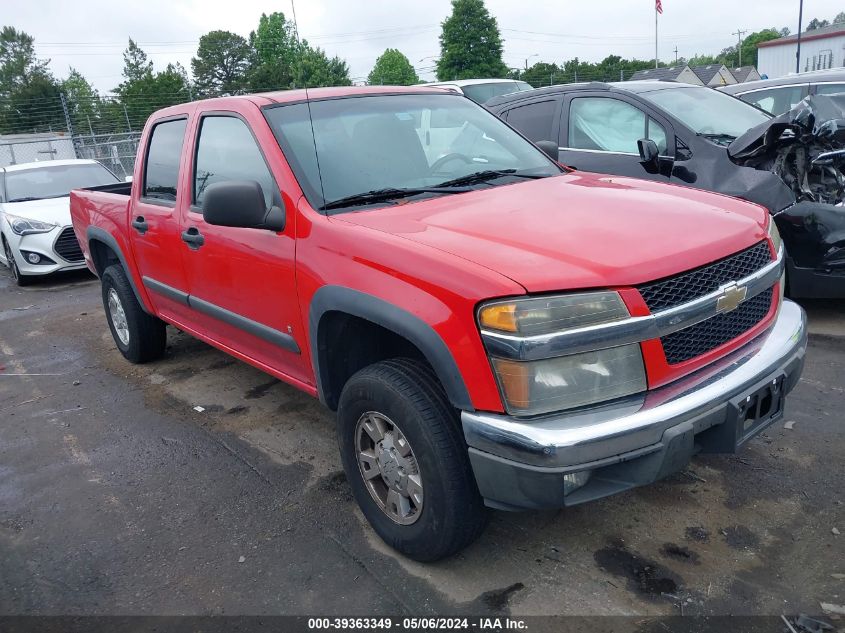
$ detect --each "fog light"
[563,470,591,495]
[26,252,41,264]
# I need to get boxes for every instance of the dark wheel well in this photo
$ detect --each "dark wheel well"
[317,312,429,410]
[88,238,121,277]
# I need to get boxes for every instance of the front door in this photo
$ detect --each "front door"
[558,93,673,180]
[178,111,308,384]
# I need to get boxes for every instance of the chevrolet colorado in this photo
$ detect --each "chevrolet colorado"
[70,86,807,561]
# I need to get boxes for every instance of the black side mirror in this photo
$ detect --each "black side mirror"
[535,140,559,161]
[637,138,660,169]
[202,180,285,232]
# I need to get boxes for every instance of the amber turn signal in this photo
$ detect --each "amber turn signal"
[479,303,518,332]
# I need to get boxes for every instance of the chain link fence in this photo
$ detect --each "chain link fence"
[0,131,141,178]
[73,132,142,178]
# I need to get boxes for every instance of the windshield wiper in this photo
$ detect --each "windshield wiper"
[321,186,470,211]
[432,169,549,189]
[7,196,43,203]
[697,133,737,144]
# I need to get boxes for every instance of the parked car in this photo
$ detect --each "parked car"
[71,86,806,561]
[486,81,845,298]
[424,78,533,103]
[718,68,845,115]
[1,159,120,286]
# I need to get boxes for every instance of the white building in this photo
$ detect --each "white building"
[758,23,845,79]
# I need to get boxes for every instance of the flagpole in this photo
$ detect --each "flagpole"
[654,3,659,68]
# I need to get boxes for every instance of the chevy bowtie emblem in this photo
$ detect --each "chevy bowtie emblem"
[716,282,748,313]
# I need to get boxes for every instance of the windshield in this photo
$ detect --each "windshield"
[5,163,118,202]
[264,93,560,213]
[461,81,533,104]
[640,86,771,141]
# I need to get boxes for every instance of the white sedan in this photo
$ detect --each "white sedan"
[0,159,120,286]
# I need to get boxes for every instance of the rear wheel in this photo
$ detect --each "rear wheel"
[3,237,32,287]
[337,358,487,561]
[101,264,166,363]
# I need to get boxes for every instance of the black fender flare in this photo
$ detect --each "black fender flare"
[86,227,151,314]
[309,285,474,412]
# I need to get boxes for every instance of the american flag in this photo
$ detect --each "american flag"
[656,0,663,14]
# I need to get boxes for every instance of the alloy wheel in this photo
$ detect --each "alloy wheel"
[355,411,424,525]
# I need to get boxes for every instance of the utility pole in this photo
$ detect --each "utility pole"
[732,29,747,67]
[673,46,679,64]
[796,0,804,73]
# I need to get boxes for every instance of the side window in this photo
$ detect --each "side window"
[504,100,557,142]
[194,116,276,209]
[647,117,668,154]
[739,86,805,115]
[568,98,647,153]
[814,83,845,96]
[143,119,187,202]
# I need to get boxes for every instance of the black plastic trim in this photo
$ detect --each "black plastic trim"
[141,276,300,353]
[85,227,151,314]
[188,296,300,353]
[142,276,189,306]
[308,285,473,411]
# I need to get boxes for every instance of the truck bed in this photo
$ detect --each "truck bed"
[69,183,134,277]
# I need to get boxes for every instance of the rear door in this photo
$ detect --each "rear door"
[558,92,673,179]
[129,114,194,323]
[501,97,562,144]
[177,107,308,383]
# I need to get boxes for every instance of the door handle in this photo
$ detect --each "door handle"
[181,227,205,250]
[131,216,148,234]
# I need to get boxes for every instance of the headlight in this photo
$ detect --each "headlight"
[5,213,57,236]
[768,219,782,254]
[479,292,646,416]
[479,291,630,336]
[491,344,646,416]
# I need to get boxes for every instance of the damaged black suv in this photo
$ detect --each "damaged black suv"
[486,81,845,298]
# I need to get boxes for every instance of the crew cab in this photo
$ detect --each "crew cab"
[71,86,807,561]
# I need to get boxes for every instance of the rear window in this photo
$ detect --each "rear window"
[462,81,533,104]
[143,118,187,202]
[505,100,557,142]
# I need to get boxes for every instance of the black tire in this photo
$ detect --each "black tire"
[3,237,33,287]
[101,264,166,363]
[337,358,488,561]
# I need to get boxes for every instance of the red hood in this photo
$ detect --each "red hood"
[335,172,769,293]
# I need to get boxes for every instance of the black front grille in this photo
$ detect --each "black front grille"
[661,288,773,364]
[639,241,772,312]
[54,227,84,262]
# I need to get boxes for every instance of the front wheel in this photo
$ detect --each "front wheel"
[3,238,32,287]
[337,358,487,561]
[101,264,167,363]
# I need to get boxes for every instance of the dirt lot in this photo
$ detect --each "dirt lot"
[1,269,843,619]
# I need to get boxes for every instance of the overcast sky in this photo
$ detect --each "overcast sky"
[7,0,844,91]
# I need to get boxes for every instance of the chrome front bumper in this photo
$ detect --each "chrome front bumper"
[461,300,808,510]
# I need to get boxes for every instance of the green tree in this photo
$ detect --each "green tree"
[119,38,153,88]
[61,67,101,131]
[115,40,192,130]
[835,12,845,24]
[295,46,351,88]
[192,30,250,96]
[0,26,64,134]
[436,0,508,80]
[368,49,419,85]
[806,18,830,31]
[0,26,49,97]
[245,12,350,90]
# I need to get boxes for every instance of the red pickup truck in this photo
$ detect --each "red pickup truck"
[71,86,807,561]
